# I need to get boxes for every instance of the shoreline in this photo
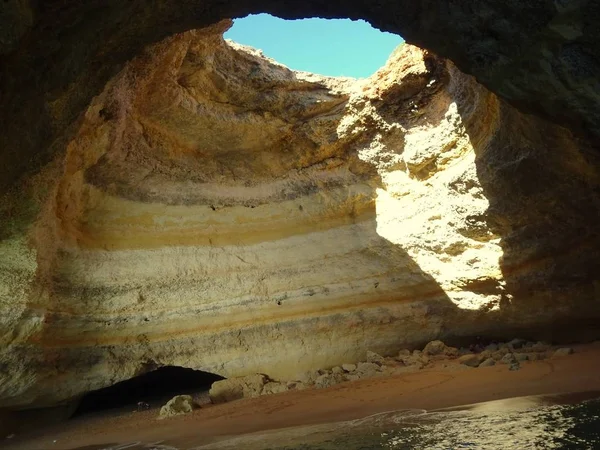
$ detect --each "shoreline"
[4,342,600,450]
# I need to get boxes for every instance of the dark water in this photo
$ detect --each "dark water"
[77,394,600,450]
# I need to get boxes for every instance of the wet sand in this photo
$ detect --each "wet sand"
[5,343,600,450]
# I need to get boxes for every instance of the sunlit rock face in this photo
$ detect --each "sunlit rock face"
[1,22,599,409]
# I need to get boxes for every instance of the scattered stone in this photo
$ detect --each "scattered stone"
[413,350,430,364]
[513,353,529,362]
[331,366,344,375]
[552,347,575,358]
[286,381,307,391]
[209,374,266,404]
[499,353,516,365]
[528,352,547,361]
[508,338,526,350]
[479,358,496,367]
[262,382,289,395]
[478,350,493,360]
[295,370,318,385]
[492,348,508,360]
[367,351,386,365]
[342,363,357,372]
[314,372,345,389]
[485,343,499,352]
[509,361,521,371]
[457,354,481,367]
[355,362,382,378]
[530,342,550,353]
[423,340,447,356]
[159,395,195,418]
[383,357,404,368]
[397,349,411,358]
[444,346,459,358]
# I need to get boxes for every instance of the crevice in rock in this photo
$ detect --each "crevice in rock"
[72,366,224,417]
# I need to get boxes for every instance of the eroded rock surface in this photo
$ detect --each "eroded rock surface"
[0,23,599,409]
[2,1,600,194]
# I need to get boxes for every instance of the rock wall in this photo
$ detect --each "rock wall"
[1,23,599,409]
[1,1,600,193]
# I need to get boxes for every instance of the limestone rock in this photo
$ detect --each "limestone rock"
[423,340,446,356]
[485,343,499,352]
[314,372,345,389]
[508,339,527,350]
[286,381,307,391]
[209,374,266,404]
[355,362,382,379]
[262,382,289,396]
[552,348,575,358]
[513,353,529,362]
[479,358,496,367]
[295,371,319,386]
[530,342,550,353]
[341,364,357,373]
[366,351,386,366]
[397,350,411,359]
[499,354,517,365]
[159,395,195,418]
[457,354,481,368]
[331,366,344,375]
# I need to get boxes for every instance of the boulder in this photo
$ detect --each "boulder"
[159,395,195,418]
[262,382,289,395]
[295,371,319,385]
[499,353,516,365]
[508,338,527,350]
[423,340,447,356]
[209,374,266,404]
[314,372,345,389]
[286,381,308,391]
[341,363,357,373]
[513,353,529,362]
[479,358,496,367]
[457,354,481,367]
[366,351,386,365]
[552,348,575,358]
[355,362,382,378]
[530,342,550,353]
[444,346,459,358]
[485,343,499,352]
[397,349,411,359]
[492,348,508,360]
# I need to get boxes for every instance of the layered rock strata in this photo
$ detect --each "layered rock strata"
[1,22,599,409]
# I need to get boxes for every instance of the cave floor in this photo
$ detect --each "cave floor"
[5,343,600,450]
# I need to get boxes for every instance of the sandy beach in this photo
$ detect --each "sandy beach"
[4,342,600,450]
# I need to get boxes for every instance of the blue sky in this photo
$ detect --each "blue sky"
[224,14,404,78]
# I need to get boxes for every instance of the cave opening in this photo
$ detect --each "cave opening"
[73,366,224,417]
[224,13,404,77]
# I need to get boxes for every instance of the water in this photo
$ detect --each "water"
[80,394,600,450]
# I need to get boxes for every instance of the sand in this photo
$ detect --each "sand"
[4,343,600,450]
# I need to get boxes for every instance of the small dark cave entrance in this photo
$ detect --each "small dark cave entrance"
[73,366,224,417]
